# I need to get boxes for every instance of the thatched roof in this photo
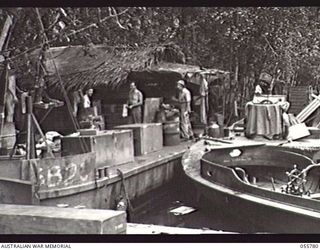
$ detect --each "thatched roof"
[128,62,202,82]
[129,62,230,86]
[27,43,230,93]
[30,43,186,92]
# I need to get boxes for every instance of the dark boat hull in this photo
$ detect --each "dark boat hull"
[192,175,320,233]
[183,141,320,233]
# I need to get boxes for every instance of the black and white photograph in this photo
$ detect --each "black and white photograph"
[0,4,320,239]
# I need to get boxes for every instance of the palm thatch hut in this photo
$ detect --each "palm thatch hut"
[25,43,230,133]
[28,43,185,93]
[29,42,230,98]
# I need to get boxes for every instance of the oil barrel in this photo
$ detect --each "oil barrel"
[163,119,180,146]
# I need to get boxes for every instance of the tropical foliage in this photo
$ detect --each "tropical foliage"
[2,7,320,102]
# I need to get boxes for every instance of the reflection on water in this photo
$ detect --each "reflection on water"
[130,178,258,233]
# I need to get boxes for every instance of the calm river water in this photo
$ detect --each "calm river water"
[130,177,258,233]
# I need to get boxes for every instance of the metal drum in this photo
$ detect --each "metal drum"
[163,118,180,146]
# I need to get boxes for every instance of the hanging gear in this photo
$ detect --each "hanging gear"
[116,169,133,222]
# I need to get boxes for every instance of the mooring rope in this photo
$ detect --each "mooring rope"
[117,168,133,213]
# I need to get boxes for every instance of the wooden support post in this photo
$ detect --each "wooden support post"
[26,96,35,160]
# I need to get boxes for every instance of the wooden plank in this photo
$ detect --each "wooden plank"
[0,204,126,234]
[312,94,320,101]
[296,97,320,122]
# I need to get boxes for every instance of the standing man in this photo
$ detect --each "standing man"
[78,88,94,120]
[128,82,143,123]
[83,88,94,108]
[174,80,194,140]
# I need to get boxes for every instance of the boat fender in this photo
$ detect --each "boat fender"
[116,196,128,211]
[117,169,133,222]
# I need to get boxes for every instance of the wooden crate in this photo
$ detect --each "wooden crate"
[61,130,134,166]
[288,86,310,115]
[0,204,126,234]
[114,123,163,156]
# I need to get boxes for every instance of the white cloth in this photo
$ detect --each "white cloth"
[122,104,128,117]
[255,84,263,95]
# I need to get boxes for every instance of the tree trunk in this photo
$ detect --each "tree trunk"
[0,15,13,52]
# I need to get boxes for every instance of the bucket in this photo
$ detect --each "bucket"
[163,120,180,146]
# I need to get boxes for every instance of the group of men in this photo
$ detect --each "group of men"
[126,80,195,141]
[82,79,200,141]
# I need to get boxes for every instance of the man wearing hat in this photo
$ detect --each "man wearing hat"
[174,80,194,140]
[258,72,273,94]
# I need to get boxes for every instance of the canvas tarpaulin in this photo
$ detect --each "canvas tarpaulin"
[245,102,283,139]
